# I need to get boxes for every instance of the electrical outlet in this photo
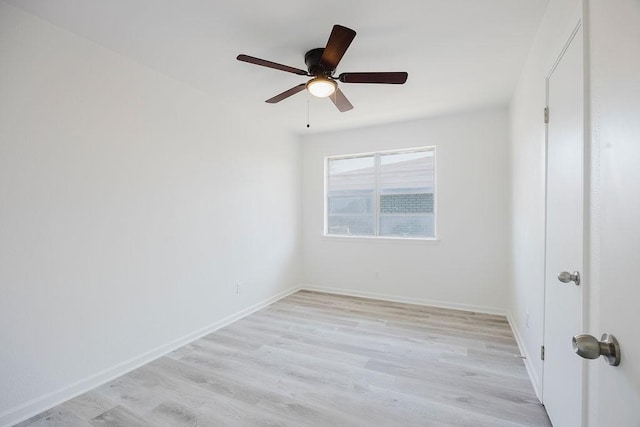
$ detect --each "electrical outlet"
[526,312,530,328]
[236,283,242,294]
[374,272,380,280]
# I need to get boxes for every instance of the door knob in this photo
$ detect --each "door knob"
[572,333,621,366]
[558,270,580,286]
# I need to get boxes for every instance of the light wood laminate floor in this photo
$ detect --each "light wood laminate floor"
[18,291,550,426]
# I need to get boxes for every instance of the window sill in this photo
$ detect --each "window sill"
[321,234,440,243]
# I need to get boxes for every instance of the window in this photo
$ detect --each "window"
[325,147,435,238]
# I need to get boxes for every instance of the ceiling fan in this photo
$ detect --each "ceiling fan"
[236,24,408,112]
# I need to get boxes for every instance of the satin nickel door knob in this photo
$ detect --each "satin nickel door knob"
[558,270,580,286]
[572,333,621,366]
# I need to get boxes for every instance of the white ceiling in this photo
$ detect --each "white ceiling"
[5,0,549,133]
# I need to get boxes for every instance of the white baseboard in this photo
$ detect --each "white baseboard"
[506,311,542,402]
[300,284,507,316]
[0,286,300,427]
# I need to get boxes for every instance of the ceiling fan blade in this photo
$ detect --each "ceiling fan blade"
[338,72,408,84]
[320,25,356,71]
[329,87,354,112]
[237,54,308,76]
[265,84,307,104]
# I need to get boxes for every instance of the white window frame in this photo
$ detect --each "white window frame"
[324,146,437,240]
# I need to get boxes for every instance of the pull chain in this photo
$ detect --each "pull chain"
[306,100,310,128]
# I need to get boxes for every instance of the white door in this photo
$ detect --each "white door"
[587,0,640,423]
[542,24,584,427]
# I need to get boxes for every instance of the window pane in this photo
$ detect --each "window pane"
[328,195,373,214]
[327,156,376,236]
[327,215,375,235]
[379,150,434,194]
[378,149,435,238]
[327,156,375,194]
[329,156,375,175]
[379,213,434,238]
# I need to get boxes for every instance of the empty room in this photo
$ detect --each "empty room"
[1,1,638,426]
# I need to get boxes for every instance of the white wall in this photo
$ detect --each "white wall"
[301,108,510,313]
[508,0,582,397]
[0,4,300,425]
[586,0,640,424]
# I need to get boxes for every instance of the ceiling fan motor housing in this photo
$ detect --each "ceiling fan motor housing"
[305,48,332,76]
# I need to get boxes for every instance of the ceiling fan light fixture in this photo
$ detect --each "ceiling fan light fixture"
[306,76,336,98]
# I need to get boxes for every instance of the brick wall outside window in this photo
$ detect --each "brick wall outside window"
[379,193,434,214]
